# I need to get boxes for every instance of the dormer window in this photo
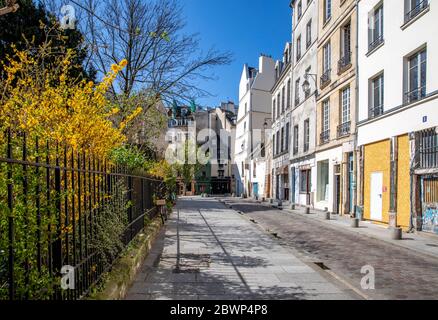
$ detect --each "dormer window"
[297,1,303,19]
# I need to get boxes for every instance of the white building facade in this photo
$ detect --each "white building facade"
[235,55,276,198]
[289,0,319,208]
[271,43,293,202]
[357,0,438,231]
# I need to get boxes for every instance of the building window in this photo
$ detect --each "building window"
[293,125,299,155]
[272,134,276,155]
[405,0,429,24]
[300,170,311,193]
[287,79,291,109]
[244,103,247,114]
[304,119,310,152]
[321,41,331,87]
[276,131,280,156]
[339,23,351,74]
[253,162,257,178]
[296,35,302,61]
[218,170,225,178]
[321,99,330,144]
[272,99,276,119]
[306,20,312,49]
[369,3,384,52]
[324,0,332,24]
[282,86,285,113]
[281,127,285,153]
[369,72,384,118]
[297,1,303,19]
[415,128,438,169]
[244,121,246,132]
[277,93,281,118]
[338,87,351,137]
[405,48,427,104]
[295,79,300,106]
[285,123,290,152]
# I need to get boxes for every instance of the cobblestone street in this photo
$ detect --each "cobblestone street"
[226,199,438,300]
[126,198,357,300]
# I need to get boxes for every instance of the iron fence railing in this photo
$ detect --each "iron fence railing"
[405,85,427,104]
[369,105,384,119]
[405,0,429,23]
[338,51,352,74]
[368,34,384,52]
[320,130,330,145]
[0,129,166,300]
[320,69,331,88]
[337,121,351,138]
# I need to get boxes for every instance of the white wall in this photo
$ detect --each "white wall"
[357,0,438,144]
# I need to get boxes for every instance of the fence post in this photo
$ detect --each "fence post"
[7,129,14,300]
[53,144,63,295]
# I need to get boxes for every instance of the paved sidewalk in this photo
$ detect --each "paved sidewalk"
[125,197,357,300]
[225,198,438,260]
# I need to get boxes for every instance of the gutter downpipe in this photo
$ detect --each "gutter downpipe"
[354,0,360,217]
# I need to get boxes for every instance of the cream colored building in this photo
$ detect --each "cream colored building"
[315,0,357,215]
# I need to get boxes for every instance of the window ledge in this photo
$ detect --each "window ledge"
[366,40,385,57]
[323,16,332,29]
[401,6,430,30]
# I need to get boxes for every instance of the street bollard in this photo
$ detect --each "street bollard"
[325,212,331,220]
[290,203,296,210]
[304,207,310,214]
[351,218,360,228]
[391,227,403,240]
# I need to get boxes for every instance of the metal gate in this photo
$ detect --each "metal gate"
[421,176,438,234]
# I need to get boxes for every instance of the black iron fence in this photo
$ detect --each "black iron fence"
[0,129,166,300]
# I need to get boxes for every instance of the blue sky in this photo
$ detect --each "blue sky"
[182,0,292,108]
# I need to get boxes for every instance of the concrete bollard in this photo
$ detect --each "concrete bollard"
[290,203,296,210]
[304,207,310,214]
[325,212,331,220]
[391,227,403,240]
[351,218,360,228]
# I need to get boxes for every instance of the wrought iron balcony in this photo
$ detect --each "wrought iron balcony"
[405,0,429,23]
[320,69,331,89]
[337,121,351,138]
[368,35,384,53]
[320,130,330,145]
[369,105,384,119]
[338,51,352,74]
[405,86,427,104]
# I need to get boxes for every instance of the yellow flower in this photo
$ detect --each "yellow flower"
[119,59,128,67]
[111,64,119,73]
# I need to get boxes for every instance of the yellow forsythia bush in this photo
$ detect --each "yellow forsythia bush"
[0,45,137,157]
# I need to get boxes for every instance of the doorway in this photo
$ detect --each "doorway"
[370,172,383,221]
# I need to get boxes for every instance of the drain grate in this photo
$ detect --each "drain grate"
[314,262,331,270]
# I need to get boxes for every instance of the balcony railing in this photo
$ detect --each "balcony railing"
[337,121,351,138]
[320,69,331,89]
[306,39,312,49]
[369,105,384,119]
[405,86,427,104]
[368,34,384,53]
[320,130,330,145]
[338,51,352,74]
[294,96,300,107]
[405,0,429,23]
[297,51,302,61]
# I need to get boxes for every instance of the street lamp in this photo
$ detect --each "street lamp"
[302,72,318,97]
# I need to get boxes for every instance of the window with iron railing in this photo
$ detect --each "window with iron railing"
[338,87,351,137]
[368,4,384,53]
[293,125,299,155]
[306,20,312,49]
[405,0,429,24]
[320,69,331,88]
[338,52,352,74]
[416,128,438,169]
[321,99,330,145]
[369,73,384,118]
[405,48,427,104]
[304,119,310,152]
